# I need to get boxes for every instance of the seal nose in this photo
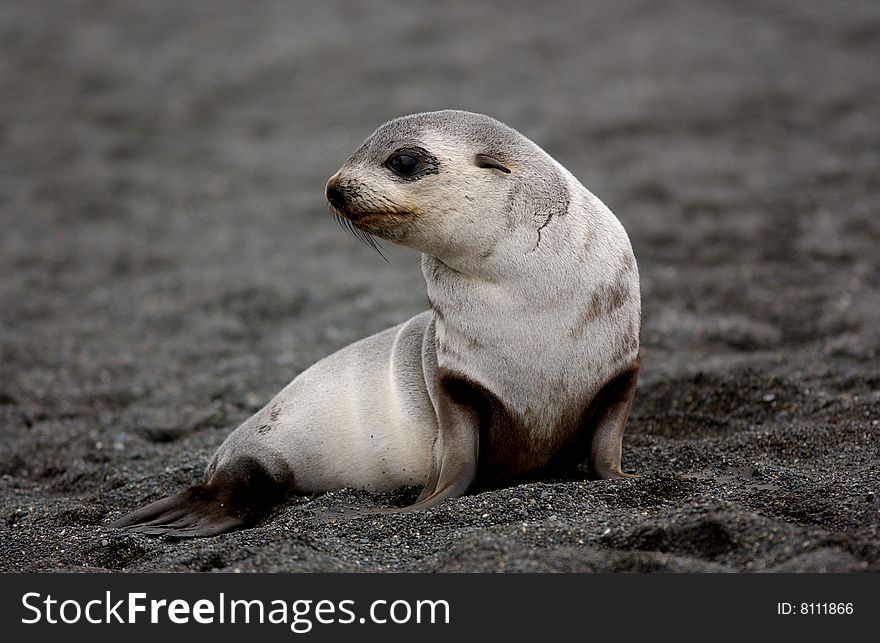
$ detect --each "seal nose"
[325,176,347,211]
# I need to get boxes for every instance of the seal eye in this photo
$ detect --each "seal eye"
[383,146,439,180]
[387,153,419,176]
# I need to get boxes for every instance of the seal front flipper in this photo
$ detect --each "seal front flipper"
[400,371,480,511]
[587,360,640,480]
[110,456,293,538]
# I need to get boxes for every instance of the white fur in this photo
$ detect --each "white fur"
[209,111,639,491]
[209,313,437,491]
[425,172,639,435]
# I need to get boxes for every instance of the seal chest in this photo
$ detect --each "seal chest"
[111,110,640,537]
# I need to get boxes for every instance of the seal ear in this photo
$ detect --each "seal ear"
[474,154,511,174]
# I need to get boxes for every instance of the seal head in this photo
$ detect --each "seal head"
[326,111,571,276]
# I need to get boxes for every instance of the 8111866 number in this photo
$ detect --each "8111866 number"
[777,603,854,615]
[800,603,853,615]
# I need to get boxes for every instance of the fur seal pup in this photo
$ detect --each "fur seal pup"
[111,110,641,537]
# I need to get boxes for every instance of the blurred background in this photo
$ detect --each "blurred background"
[1,0,878,572]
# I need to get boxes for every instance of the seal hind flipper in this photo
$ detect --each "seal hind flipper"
[109,486,252,538]
[110,456,293,538]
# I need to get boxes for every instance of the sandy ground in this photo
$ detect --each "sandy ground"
[1,0,878,572]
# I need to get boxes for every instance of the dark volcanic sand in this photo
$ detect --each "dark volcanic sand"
[1,0,878,572]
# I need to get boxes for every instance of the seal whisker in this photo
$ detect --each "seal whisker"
[329,205,389,263]
[360,230,389,263]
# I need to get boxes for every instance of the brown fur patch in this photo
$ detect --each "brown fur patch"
[612,316,641,362]
[346,211,414,240]
[438,361,639,491]
[571,277,632,337]
[439,371,544,487]
[257,405,282,435]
